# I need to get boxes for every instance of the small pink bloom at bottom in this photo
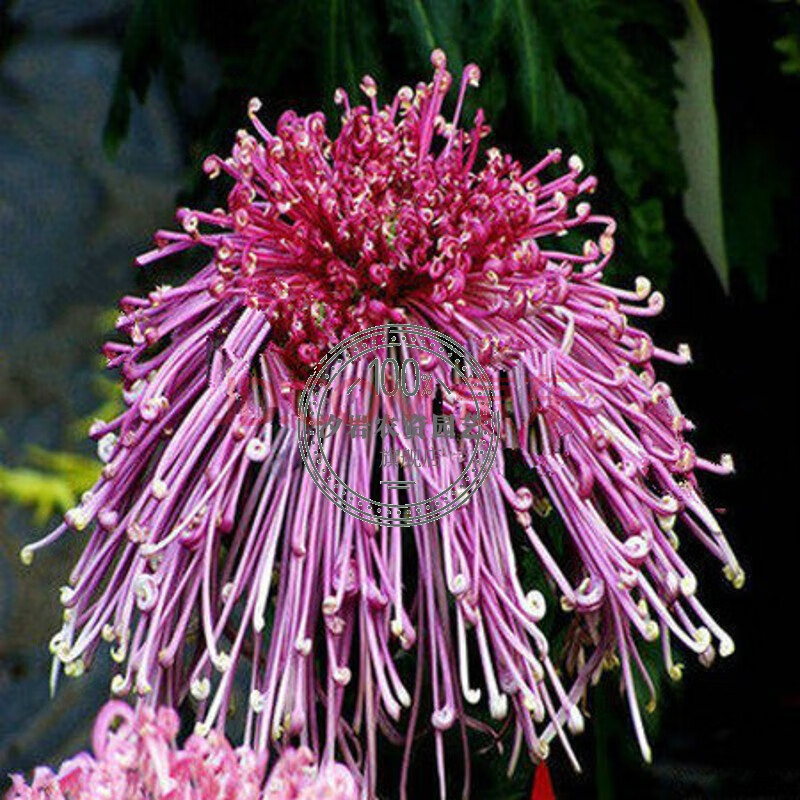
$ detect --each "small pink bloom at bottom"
[5,701,358,800]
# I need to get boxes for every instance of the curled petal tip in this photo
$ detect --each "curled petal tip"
[465,63,481,87]
[430,48,447,69]
[568,154,584,172]
[490,695,509,720]
[359,75,377,98]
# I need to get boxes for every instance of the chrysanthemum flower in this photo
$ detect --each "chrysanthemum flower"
[5,701,357,799]
[23,50,741,796]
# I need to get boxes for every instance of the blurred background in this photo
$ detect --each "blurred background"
[0,1,797,797]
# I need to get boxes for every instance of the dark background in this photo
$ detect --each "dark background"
[0,1,797,798]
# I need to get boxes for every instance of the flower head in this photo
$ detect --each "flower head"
[24,50,740,794]
[5,701,357,799]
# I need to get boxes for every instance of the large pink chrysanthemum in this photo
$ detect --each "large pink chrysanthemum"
[23,50,740,796]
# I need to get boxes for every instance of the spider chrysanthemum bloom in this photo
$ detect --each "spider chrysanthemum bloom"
[24,50,740,795]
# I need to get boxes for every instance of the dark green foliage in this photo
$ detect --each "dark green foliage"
[708,0,799,301]
[104,0,191,153]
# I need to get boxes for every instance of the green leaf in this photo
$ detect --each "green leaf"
[387,0,464,70]
[775,32,800,74]
[104,0,156,153]
[548,0,686,191]
[0,466,75,525]
[0,450,100,525]
[319,0,386,114]
[464,0,506,62]
[507,0,591,154]
[774,0,800,75]
[25,447,101,493]
[103,0,190,155]
[343,0,386,87]
[319,0,343,111]
[674,0,729,289]
[722,141,788,301]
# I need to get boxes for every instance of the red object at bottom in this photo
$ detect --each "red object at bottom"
[530,762,556,800]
